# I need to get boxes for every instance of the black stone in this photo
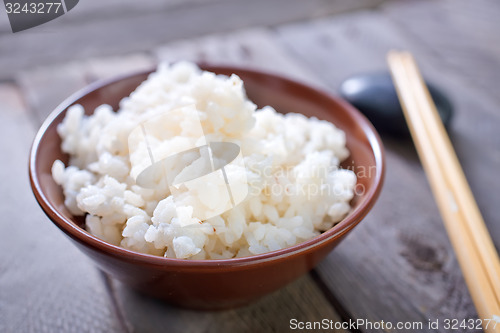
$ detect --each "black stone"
[339,72,453,137]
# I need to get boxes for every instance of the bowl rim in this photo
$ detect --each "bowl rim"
[29,65,385,267]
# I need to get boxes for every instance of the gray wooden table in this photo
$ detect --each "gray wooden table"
[1,0,499,332]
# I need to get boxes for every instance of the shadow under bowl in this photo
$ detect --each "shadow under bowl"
[29,65,385,310]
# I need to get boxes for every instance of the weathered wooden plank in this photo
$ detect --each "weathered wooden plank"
[85,53,155,82]
[0,0,202,34]
[276,9,500,242]
[16,54,156,124]
[16,62,88,124]
[0,84,122,333]
[382,0,500,104]
[11,3,499,331]
[0,2,9,32]
[0,0,208,34]
[0,0,387,79]
[276,8,499,331]
[111,275,347,333]
[155,28,325,89]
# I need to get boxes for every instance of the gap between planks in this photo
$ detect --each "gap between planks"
[0,0,389,79]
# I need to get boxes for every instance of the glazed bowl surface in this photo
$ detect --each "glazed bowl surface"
[29,65,385,309]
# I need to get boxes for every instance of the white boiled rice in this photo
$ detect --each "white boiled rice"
[52,62,356,259]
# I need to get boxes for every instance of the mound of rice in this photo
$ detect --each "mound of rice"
[52,62,356,259]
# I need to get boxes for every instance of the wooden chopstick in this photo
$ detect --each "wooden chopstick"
[387,51,500,333]
[393,52,500,294]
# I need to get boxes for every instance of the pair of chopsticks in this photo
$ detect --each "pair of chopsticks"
[387,51,500,333]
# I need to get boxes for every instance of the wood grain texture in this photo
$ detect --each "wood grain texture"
[111,275,347,333]
[155,28,325,89]
[16,62,88,125]
[16,53,155,123]
[5,1,500,331]
[276,8,500,247]
[275,7,499,332]
[0,84,122,333]
[0,0,387,79]
[0,2,8,32]
[85,53,155,83]
[383,0,500,104]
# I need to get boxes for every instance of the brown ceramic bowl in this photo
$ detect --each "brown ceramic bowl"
[29,65,385,309]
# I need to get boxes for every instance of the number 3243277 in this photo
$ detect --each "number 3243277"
[5,2,63,14]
